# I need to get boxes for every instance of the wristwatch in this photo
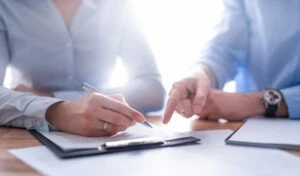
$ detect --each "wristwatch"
[261,88,283,117]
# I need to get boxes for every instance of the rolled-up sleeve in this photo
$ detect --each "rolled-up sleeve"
[199,0,249,89]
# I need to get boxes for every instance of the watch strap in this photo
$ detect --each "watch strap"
[264,104,278,117]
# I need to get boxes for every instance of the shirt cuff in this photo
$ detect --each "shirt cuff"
[23,96,62,132]
[281,88,300,119]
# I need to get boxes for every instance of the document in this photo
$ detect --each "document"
[36,123,191,150]
[226,116,300,149]
[10,130,300,176]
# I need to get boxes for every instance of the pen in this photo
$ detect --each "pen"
[81,82,153,128]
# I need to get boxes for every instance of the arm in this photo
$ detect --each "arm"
[163,0,248,123]
[198,90,288,121]
[106,2,165,114]
[199,0,249,89]
[0,14,62,131]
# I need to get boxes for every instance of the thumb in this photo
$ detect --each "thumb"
[192,85,209,114]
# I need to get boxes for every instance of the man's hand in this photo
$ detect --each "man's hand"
[198,90,265,121]
[163,65,215,124]
[45,93,145,137]
[15,84,53,97]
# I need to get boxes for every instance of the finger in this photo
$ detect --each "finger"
[109,94,129,106]
[198,104,209,120]
[180,99,193,117]
[82,126,111,137]
[99,122,127,135]
[175,102,192,118]
[192,86,209,114]
[99,108,133,127]
[109,94,125,102]
[163,84,188,124]
[163,97,179,124]
[99,95,145,122]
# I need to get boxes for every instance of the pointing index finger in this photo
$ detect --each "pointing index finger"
[163,85,188,124]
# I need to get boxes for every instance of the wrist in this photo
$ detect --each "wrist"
[260,89,288,117]
[244,92,265,117]
[199,64,217,89]
[45,101,67,131]
[276,99,288,117]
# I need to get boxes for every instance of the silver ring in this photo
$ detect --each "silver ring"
[103,122,108,130]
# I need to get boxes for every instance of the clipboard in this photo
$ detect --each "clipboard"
[225,128,300,150]
[29,130,200,159]
[224,117,300,150]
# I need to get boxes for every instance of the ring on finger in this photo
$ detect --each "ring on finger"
[103,122,108,130]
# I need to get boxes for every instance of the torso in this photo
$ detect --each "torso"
[0,0,123,90]
[52,0,82,28]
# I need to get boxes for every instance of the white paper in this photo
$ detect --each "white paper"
[229,116,300,145]
[10,130,300,176]
[39,124,188,150]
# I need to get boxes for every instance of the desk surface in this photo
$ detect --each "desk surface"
[1,115,300,175]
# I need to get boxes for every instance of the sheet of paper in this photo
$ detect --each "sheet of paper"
[229,116,300,145]
[10,130,300,176]
[38,124,187,150]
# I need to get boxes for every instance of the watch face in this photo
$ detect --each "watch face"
[263,89,282,105]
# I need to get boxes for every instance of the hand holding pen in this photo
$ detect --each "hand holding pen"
[45,83,146,137]
[82,82,153,128]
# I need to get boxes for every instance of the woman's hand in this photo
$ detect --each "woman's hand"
[46,93,145,137]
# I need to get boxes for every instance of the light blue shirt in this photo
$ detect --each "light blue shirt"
[0,0,164,131]
[199,0,300,118]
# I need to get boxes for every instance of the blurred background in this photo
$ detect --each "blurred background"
[4,0,234,92]
[109,0,235,92]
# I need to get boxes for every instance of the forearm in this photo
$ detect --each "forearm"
[244,92,288,117]
[0,86,62,131]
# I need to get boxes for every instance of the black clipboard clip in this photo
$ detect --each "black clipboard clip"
[99,137,165,150]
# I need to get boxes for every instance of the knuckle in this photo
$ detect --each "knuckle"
[108,126,119,134]
[171,82,185,92]
[110,115,120,125]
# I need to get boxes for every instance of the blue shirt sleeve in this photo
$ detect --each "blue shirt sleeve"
[281,86,300,119]
[199,0,249,89]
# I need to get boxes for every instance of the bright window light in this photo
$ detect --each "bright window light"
[4,1,236,93]
[108,58,128,88]
[131,0,233,91]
